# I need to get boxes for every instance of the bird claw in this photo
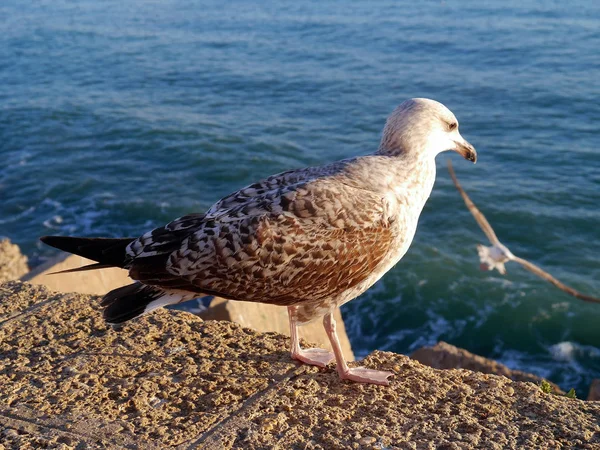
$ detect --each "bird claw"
[292,347,335,368]
[339,367,394,385]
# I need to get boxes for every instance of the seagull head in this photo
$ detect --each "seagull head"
[378,98,477,163]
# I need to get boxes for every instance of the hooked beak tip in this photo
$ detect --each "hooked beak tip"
[455,140,477,164]
[467,149,477,164]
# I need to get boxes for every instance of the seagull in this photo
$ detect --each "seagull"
[447,159,600,304]
[41,98,477,385]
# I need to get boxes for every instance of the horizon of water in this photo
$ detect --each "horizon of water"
[1,0,599,394]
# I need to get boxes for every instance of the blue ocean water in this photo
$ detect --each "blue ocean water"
[1,0,599,394]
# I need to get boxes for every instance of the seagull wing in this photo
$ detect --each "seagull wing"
[125,170,395,306]
[447,159,501,246]
[512,256,600,304]
[123,165,339,267]
[204,164,343,218]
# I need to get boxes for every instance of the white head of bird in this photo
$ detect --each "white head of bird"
[378,98,477,163]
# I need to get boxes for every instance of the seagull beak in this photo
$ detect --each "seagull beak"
[454,138,477,163]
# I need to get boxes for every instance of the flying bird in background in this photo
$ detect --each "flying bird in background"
[447,159,600,304]
[41,98,478,386]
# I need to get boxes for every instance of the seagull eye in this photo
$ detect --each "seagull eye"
[448,122,457,131]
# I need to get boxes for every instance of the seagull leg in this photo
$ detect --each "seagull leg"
[288,306,335,367]
[323,311,393,386]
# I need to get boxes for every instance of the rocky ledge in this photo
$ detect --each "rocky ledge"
[1,281,599,449]
[0,239,28,284]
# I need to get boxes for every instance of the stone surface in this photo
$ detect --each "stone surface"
[588,379,600,401]
[412,341,564,394]
[0,239,28,283]
[200,297,354,362]
[22,253,132,295]
[2,281,599,449]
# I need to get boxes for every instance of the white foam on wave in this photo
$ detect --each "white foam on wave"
[492,340,600,391]
[42,215,64,229]
[549,341,600,364]
[550,341,577,362]
[495,347,555,381]
[405,314,455,352]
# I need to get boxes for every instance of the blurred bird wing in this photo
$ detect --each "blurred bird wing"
[512,256,600,304]
[447,159,501,246]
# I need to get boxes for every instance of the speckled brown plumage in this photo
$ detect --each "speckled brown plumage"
[124,155,433,322]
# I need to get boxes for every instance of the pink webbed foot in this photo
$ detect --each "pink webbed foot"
[291,347,335,368]
[339,367,394,386]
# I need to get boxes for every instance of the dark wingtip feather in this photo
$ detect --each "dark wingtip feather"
[47,263,113,275]
[39,235,136,268]
[102,283,165,324]
[40,235,58,245]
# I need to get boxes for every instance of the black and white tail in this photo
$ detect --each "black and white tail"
[101,283,191,324]
[40,235,193,325]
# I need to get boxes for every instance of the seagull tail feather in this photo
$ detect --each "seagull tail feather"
[101,282,188,325]
[40,236,136,270]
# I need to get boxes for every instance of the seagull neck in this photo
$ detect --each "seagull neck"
[376,143,435,167]
[376,142,406,157]
[380,151,435,176]
[336,152,436,201]
[378,153,437,201]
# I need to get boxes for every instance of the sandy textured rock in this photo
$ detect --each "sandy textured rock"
[0,239,28,283]
[412,341,564,394]
[22,253,132,295]
[200,297,354,361]
[1,281,599,449]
